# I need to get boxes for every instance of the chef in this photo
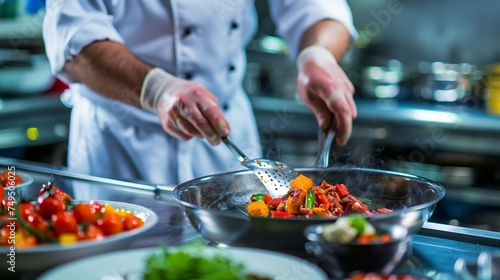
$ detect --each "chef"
[43,0,358,186]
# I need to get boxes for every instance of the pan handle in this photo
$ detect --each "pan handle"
[314,128,335,168]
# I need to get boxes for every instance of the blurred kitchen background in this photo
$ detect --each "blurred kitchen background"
[1,0,500,230]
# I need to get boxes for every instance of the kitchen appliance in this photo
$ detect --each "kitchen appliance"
[361,59,409,100]
[413,62,475,103]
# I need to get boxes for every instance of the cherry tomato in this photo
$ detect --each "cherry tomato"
[1,170,22,188]
[73,203,98,224]
[38,186,72,203]
[51,211,78,236]
[54,187,72,202]
[0,187,4,200]
[0,198,8,214]
[0,227,8,245]
[25,212,47,232]
[89,200,103,213]
[100,204,116,216]
[122,215,144,231]
[18,202,35,221]
[96,212,123,235]
[78,224,105,241]
[38,196,65,220]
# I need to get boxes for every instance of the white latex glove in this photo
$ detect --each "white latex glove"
[296,46,357,146]
[140,68,230,145]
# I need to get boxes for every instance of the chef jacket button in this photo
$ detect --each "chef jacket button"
[230,21,239,29]
[228,65,236,72]
[222,103,229,111]
[182,26,195,37]
[184,72,194,80]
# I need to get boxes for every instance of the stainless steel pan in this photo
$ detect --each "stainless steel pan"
[172,166,445,253]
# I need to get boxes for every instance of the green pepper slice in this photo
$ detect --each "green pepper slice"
[305,188,315,209]
[250,194,265,202]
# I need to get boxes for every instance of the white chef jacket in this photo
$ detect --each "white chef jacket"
[43,0,357,187]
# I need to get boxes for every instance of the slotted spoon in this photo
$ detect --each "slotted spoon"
[222,137,296,198]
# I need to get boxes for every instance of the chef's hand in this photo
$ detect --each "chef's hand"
[140,68,230,145]
[296,46,357,146]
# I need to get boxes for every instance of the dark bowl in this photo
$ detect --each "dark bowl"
[304,222,409,278]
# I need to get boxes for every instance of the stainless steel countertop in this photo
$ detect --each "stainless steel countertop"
[1,157,500,279]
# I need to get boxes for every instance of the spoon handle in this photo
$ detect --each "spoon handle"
[222,137,249,163]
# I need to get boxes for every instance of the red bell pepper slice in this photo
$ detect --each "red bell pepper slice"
[314,189,331,210]
[263,194,272,204]
[270,210,295,218]
[267,198,282,207]
[335,183,350,197]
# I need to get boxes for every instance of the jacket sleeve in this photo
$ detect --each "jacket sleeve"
[268,0,358,59]
[43,0,125,83]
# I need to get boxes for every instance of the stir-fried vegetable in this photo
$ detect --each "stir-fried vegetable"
[246,201,269,217]
[246,174,393,219]
[305,188,315,209]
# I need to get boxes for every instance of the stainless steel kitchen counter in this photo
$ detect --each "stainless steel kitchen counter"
[1,157,500,279]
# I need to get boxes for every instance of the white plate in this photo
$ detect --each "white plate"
[38,246,329,280]
[0,201,158,273]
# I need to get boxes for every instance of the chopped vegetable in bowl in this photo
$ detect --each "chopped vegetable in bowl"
[304,216,409,277]
[321,215,394,244]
